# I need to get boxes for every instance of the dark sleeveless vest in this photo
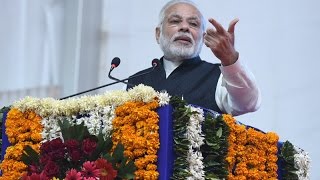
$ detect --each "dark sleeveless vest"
[127,56,222,113]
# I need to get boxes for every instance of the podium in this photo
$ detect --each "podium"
[0,85,310,179]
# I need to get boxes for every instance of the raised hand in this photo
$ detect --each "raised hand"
[204,18,239,66]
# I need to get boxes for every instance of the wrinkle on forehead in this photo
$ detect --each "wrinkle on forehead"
[164,3,202,22]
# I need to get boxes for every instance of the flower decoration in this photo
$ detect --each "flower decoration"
[20,119,134,179]
[0,109,42,179]
[0,85,311,179]
[12,85,169,118]
[112,100,160,179]
[279,141,311,180]
[294,146,311,179]
[223,114,279,179]
[170,97,229,179]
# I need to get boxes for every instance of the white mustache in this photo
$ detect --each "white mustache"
[171,32,194,44]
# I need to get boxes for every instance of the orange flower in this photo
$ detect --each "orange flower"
[223,114,279,179]
[0,109,43,179]
[112,100,160,179]
[146,164,157,171]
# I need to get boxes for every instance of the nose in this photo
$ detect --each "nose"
[179,21,190,32]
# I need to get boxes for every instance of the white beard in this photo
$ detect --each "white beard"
[159,31,203,61]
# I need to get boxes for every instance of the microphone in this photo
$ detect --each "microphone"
[108,57,129,85]
[110,57,120,71]
[151,58,160,68]
[125,58,160,89]
[127,58,159,79]
[60,58,160,100]
[108,58,160,86]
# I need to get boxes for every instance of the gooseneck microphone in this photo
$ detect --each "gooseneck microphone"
[108,58,160,86]
[60,57,160,100]
[130,58,160,78]
[108,57,130,85]
[110,57,120,71]
[151,58,160,68]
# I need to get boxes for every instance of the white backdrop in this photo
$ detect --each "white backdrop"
[0,0,319,179]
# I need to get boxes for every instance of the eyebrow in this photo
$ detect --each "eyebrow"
[167,14,200,21]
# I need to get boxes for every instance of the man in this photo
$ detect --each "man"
[128,0,261,116]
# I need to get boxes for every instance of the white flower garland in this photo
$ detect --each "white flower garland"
[76,106,115,139]
[41,115,64,142]
[12,84,170,118]
[186,105,205,180]
[294,146,311,180]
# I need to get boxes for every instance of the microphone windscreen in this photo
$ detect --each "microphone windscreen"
[111,57,121,68]
[151,58,160,67]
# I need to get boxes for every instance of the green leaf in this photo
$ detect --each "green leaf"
[112,143,125,164]
[21,145,40,166]
[205,173,220,180]
[58,119,90,141]
[201,113,230,179]
[216,127,222,137]
[279,141,299,180]
[105,143,136,179]
[205,139,220,150]
[0,106,11,123]
[90,132,113,160]
[117,158,136,179]
[103,153,112,162]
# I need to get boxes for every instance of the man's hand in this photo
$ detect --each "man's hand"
[204,18,239,66]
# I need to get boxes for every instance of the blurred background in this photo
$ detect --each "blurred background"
[0,0,319,178]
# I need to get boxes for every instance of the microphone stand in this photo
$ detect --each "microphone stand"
[60,59,160,100]
[60,80,125,100]
[108,70,130,85]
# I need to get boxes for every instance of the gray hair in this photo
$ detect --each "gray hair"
[158,0,206,32]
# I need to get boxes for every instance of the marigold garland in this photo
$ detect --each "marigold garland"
[0,108,42,179]
[223,114,279,179]
[112,100,160,179]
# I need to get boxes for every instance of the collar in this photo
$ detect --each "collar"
[160,56,202,78]
[160,56,201,66]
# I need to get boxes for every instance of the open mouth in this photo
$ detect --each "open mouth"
[174,35,192,44]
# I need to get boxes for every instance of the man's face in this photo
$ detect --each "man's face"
[157,3,204,61]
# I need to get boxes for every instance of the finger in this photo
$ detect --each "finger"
[204,39,217,48]
[208,18,226,34]
[204,40,210,47]
[204,36,219,47]
[227,18,239,34]
[206,28,217,37]
[204,35,219,43]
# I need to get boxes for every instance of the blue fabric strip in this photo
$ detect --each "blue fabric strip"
[157,105,174,180]
[1,110,9,162]
[277,141,284,180]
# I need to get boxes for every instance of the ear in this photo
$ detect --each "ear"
[202,31,206,42]
[155,27,160,44]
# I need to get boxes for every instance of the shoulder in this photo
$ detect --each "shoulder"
[198,60,221,70]
[200,60,221,66]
